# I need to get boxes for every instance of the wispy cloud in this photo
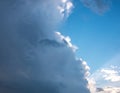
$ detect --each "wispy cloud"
[80,0,112,14]
[96,87,120,93]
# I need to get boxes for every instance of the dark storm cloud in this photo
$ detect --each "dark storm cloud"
[80,0,112,14]
[0,0,90,93]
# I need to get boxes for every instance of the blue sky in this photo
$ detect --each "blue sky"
[60,0,120,72]
[0,0,120,93]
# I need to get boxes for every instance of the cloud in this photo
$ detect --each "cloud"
[88,54,120,93]
[55,32,78,52]
[80,0,112,14]
[91,66,120,86]
[87,78,96,93]
[0,0,90,93]
[101,68,120,82]
[89,65,120,93]
[58,0,73,18]
[96,87,120,93]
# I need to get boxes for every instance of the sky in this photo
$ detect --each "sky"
[59,0,120,92]
[60,0,120,72]
[0,0,120,93]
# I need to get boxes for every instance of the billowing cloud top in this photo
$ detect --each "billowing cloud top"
[0,0,90,93]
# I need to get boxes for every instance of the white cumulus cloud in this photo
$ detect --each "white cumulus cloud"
[89,65,120,93]
[101,68,120,82]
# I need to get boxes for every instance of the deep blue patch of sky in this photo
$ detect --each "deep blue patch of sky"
[59,0,120,72]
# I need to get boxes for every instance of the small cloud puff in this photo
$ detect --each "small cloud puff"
[58,0,73,18]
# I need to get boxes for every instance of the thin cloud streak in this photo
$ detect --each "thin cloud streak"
[80,0,112,14]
